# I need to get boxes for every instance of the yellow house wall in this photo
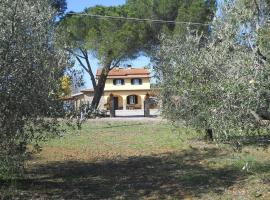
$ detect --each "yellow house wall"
[71,89,158,110]
[104,77,150,91]
[71,76,156,110]
[102,90,150,110]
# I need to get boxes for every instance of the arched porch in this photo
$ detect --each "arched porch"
[106,94,124,110]
[104,92,151,110]
[126,94,142,110]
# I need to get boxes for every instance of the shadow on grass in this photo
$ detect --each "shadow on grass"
[2,147,268,199]
[101,122,145,129]
[114,115,159,118]
[226,134,270,149]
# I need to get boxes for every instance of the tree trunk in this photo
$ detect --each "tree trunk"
[91,62,111,109]
[205,129,213,142]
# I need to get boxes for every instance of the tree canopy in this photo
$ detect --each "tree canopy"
[0,0,68,178]
[50,0,67,16]
[62,5,148,64]
[126,0,216,49]
[157,0,270,141]
[60,4,151,108]
[59,0,216,109]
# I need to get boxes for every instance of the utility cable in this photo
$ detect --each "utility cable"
[65,13,210,26]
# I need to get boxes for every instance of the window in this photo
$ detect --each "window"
[113,79,124,85]
[129,96,136,104]
[127,95,138,105]
[131,78,142,85]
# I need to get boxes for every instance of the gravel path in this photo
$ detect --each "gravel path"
[87,116,165,122]
[87,109,164,122]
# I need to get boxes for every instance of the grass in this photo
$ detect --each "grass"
[1,120,270,199]
[35,121,196,162]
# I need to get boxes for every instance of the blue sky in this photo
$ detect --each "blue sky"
[66,0,126,12]
[66,0,150,89]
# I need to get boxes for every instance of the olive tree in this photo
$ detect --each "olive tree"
[0,0,68,178]
[157,0,270,141]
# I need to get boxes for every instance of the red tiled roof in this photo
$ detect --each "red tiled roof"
[96,67,150,77]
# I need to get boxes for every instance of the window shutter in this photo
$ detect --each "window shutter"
[127,96,130,104]
[135,95,138,104]
[139,79,142,85]
[121,79,124,85]
[113,79,116,85]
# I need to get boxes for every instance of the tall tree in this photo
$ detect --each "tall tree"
[0,0,68,178]
[157,0,270,141]
[126,0,216,45]
[60,1,216,109]
[174,0,215,36]
[60,5,148,109]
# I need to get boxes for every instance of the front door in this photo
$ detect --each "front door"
[113,97,119,110]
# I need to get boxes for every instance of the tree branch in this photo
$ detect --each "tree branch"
[253,0,263,23]
[66,47,97,90]
[75,56,89,73]
[79,48,97,89]
[254,0,261,18]
[110,56,124,70]
[257,47,267,61]
[65,48,85,59]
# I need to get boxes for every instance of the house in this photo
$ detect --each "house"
[67,66,158,110]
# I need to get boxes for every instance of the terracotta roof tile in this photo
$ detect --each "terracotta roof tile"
[96,67,150,77]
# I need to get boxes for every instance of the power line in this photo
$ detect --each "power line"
[65,13,210,26]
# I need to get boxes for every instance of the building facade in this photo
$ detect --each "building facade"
[67,66,157,110]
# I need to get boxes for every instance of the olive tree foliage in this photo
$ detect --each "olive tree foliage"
[156,0,270,141]
[0,0,68,178]
[50,0,67,17]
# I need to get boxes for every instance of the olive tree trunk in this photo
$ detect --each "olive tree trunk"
[205,129,214,142]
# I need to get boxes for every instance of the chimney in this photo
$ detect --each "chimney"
[127,64,132,69]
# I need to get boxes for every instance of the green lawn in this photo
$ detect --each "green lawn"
[1,120,270,199]
[39,121,195,162]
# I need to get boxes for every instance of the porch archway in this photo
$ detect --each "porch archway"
[126,95,142,110]
[106,94,124,110]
